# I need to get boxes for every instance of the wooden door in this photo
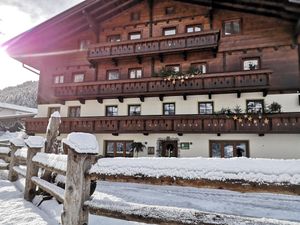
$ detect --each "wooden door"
[161,141,178,157]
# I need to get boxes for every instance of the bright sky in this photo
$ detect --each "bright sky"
[0,0,83,90]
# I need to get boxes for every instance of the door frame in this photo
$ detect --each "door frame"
[161,140,178,157]
[209,140,250,158]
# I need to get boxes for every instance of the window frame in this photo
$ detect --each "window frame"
[79,39,90,50]
[186,24,203,33]
[105,140,134,157]
[128,68,143,79]
[107,34,121,43]
[222,19,242,36]
[198,102,214,115]
[128,31,142,40]
[165,64,181,73]
[130,11,141,21]
[163,26,177,36]
[165,6,175,15]
[242,57,261,71]
[107,69,120,80]
[48,107,60,117]
[105,105,118,117]
[191,62,207,74]
[68,106,81,118]
[73,73,85,83]
[53,75,64,84]
[246,99,264,114]
[209,140,250,158]
[163,102,176,115]
[128,104,141,116]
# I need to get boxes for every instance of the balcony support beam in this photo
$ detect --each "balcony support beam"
[263,89,268,97]
[112,133,119,136]
[139,95,145,102]
[182,51,188,61]
[143,133,149,136]
[159,94,164,102]
[82,9,99,40]
[183,93,188,101]
[118,97,124,103]
[208,93,212,99]
[137,56,143,64]
[112,58,118,67]
[159,53,164,63]
[298,94,300,106]
[79,99,86,104]
[237,91,241,98]
[96,98,103,104]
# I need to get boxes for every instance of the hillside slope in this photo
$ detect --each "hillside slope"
[0,81,38,108]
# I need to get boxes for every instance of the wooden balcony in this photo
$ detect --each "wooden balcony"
[25,113,300,134]
[88,30,219,60]
[53,69,271,101]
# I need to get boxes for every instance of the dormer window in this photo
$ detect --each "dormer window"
[131,12,140,21]
[165,6,175,15]
[243,58,260,70]
[129,32,141,40]
[163,27,177,36]
[107,34,121,43]
[223,19,241,36]
[186,24,203,33]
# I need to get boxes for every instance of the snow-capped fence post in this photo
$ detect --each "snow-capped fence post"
[24,136,46,202]
[61,133,99,225]
[8,138,25,182]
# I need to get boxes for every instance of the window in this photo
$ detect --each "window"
[246,100,264,114]
[48,107,60,117]
[210,140,249,158]
[191,63,207,74]
[107,70,120,80]
[131,12,140,21]
[54,75,64,84]
[105,141,133,157]
[73,73,84,83]
[68,106,80,118]
[186,24,203,33]
[106,105,118,116]
[128,105,141,116]
[165,65,180,73]
[223,19,241,36]
[199,102,213,114]
[129,32,141,40]
[79,39,90,50]
[165,6,175,15]
[163,103,175,115]
[107,34,121,43]
[243,58,260,70]
[129,68,142,79]
[163,27,177,36]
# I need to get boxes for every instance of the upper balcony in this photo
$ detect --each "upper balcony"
[53,69,271,102]
[88,30,220,60]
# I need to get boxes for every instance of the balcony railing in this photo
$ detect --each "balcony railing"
[25,113,300,134]
[53,69,271,101]
[88,30,220,60]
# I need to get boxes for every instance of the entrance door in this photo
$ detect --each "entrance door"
[161,140,178,157]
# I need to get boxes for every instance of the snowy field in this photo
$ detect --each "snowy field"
[1,169,300,225]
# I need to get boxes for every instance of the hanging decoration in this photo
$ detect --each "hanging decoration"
[159,66,204,84]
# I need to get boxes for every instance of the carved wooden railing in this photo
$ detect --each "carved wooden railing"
[53,69,271,101]
[88,30,220,59]
[25,113,300,134]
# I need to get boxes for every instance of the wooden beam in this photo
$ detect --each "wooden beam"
[177,133,183,136]
[208,93,212,99]
[118,97,124,103]
[139,96,145,102]
[82,9,99,37]
[137,56,143,64]
[237,91,241,98]
[112,133,119,136]
[79,99,86,104]
[298,94,300,106]
[96,97,103,104]
[183,93,187,101]
[182,51,188,61]
[263,89,268,97]
[143,133,149,136]
[159,95,164,101]
[159,53,164,63]
[112,58,118,67]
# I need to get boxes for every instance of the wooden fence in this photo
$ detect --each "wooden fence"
[0,134,299,225]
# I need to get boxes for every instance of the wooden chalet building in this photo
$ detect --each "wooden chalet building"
[3,0,300,158]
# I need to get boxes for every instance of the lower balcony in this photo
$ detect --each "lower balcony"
[53,69,271,102]
[25,113,300,134]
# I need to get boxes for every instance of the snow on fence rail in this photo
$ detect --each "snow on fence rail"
[89,157,300,185]
[32,153,67,175]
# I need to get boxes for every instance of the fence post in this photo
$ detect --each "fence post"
[61,133,98,225]
[8,138,25,182]
[24,136,45,201]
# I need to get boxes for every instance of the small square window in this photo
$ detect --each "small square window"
[54,75,64,84]
[73,73,84,83]
[191,63,207,74]
[186,24,203,33]
[129,68,142,79]
[107,70,120,80]
[163,103,175,115]
[107,34,121,43]
[163,27,177,36]
[128,105,141,116]
[243,58,260,70]
[129,32,141,40]
[106,105,118,116]
[223,19,241,36]
[165,6,175,15]
[199,102,213,114]
[246,100,264,114]
[68,106,80,117]
[131,12,140,21]
[165,65,180,73]
[48,107,60,117]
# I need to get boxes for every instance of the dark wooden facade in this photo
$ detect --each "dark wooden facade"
[3,0,300,135]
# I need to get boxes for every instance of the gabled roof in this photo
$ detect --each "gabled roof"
[2,0,300,58]
[0,102,37,114]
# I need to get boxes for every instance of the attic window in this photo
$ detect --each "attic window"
[223,19,241,36]
[131,12,140,21]
[165,6,175,15]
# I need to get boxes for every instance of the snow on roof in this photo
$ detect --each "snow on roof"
[0,102,37,114]
[62,132,99,154]
[10,137,25,147]
[25,136,45,149]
